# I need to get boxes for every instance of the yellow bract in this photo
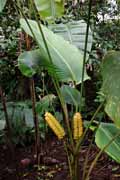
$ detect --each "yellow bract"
[73,112,83,140]
[45,112,65,140]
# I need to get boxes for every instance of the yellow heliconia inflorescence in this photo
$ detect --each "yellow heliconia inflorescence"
[44,112,65,140]
[73,112,83,140]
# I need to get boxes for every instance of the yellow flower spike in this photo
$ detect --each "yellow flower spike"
[73,112,83,140]
[45,112,65,140]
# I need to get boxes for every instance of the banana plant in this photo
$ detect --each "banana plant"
[16,1,120,179]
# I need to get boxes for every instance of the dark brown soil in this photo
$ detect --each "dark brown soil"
[0,138,120,180]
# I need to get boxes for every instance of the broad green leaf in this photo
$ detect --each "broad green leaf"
[18,49,68,79]
[49,20,93,53]
[101,51,120,127]
[0,0,7,12]
[18,49,48,77]
[18,50,39,77]
[95,122,120,163]
[20,18,89,84]
[34,0,64,20]
[60,85,81,106]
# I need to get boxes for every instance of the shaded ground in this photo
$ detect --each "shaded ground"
[0,138,120,180]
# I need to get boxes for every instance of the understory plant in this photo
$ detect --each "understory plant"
[1,0,120,180]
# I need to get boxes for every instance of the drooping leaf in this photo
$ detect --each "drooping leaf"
[101,51,120,127]
[18,50,40,77]
[95,122,120,163]
[19,18,89,84]
[49,20,93,53]
[18,49,51,77]
[18,49,68,79]
[0,0,7,12]
[34,0,64,20]
[60,85,81,106]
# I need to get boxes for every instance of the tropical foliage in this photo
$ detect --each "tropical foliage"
[1,0,120,180]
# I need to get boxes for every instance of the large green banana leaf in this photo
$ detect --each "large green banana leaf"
[49,20,93,53]
[101,51,120,127]
[0,0,7,12]
[34,0,64,20]
[95,122,120,163]
[19,19,89,84]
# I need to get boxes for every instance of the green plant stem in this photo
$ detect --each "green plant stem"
[82,116,103,179]
[75,101,104,155]
[72,156,78,180]
[14,3,37,42]
[30,78,40,162]
[80,0,92,111]
[85,131,120,180]
[82,135,94,179]
[30,0,52,62]
[63,140,73,179]
[30,0,74,149]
